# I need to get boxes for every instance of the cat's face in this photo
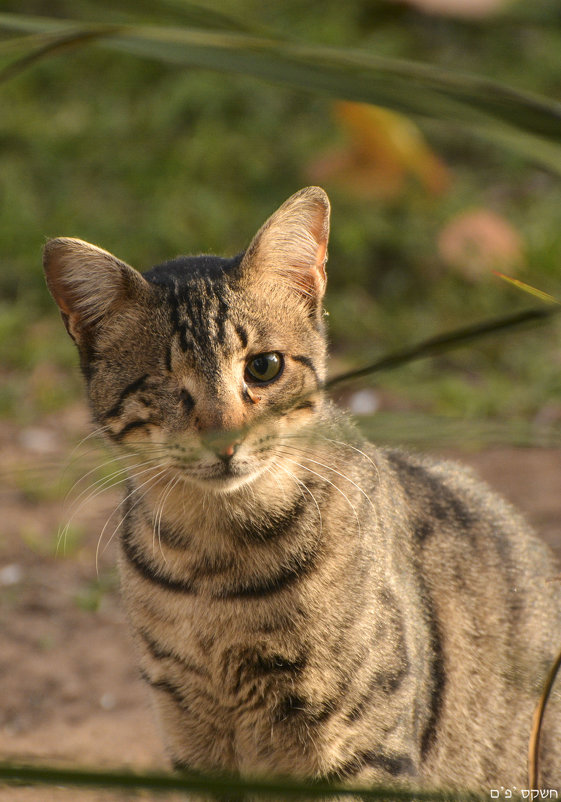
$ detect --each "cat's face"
[43,187,330,493]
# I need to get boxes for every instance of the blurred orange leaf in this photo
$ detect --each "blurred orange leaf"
[438,208,524,281]
[307,101,450,199]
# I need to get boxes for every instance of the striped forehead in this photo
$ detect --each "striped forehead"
[167,276,245,375]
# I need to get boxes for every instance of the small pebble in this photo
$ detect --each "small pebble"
[0,564,23,586]
[348,389,379,416]
[19,427,58,454]
[100,692,116,710]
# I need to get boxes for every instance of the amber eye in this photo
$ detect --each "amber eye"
[245,352,283,384]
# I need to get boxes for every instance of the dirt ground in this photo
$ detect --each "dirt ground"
[2,404,561,801]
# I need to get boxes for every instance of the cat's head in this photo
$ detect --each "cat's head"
[43,187,330,492]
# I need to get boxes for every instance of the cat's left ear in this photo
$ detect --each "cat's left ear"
[239,186,330,309]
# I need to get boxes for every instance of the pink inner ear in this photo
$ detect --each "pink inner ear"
[43,243,71,314]
[45,268,79,318]
[315,239,328,283]
[244,188,330,305]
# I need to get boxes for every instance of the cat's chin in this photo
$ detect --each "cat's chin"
[179,466,266,494]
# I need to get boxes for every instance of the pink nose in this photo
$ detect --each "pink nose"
[202,433,241,461]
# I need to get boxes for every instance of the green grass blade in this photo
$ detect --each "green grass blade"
[254,306,560,430]
[73,0,267,34]
[0,761,486,800]
[1,13,561,168]
[324,306,559,392]
[494,273,561,305]
[0,28,118,85]
[357,412,561,450]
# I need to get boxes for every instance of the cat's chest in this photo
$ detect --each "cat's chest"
[118,507,424,777]
[122,569,317,763]
[118,520,311,693]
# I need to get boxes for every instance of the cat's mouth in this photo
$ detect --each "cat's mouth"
[171,453,270,493]
[159,430,280,492]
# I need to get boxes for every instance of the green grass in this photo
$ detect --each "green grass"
[74,570,119,611]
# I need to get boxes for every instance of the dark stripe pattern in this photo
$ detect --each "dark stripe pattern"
[140,668,189,709]
[386,451,474,538]
[418,577,446,759]
[138,628,208,678]
[103,373,150,419]
[219,645,307,697]
[215,546,320,600]
[122,498,322,600]
[231,490,314,544]
[121,525,195,594]
[385,452,447,758]
[235,324,248,349]
[179,388,195,415]
[291,354,320,386]
[325,750,416,781]
[110,418,157,442]
[123,534,318,599]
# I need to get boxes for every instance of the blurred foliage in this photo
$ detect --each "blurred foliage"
[74,569,119,611]
[2,0,561,426]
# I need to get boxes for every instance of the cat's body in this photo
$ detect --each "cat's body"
[43,187,561,792]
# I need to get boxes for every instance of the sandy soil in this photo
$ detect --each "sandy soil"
[1,404,560,801]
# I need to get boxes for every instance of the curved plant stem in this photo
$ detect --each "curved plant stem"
[0,28,118,85]
[324,306,558,393]
[528,645,561,788]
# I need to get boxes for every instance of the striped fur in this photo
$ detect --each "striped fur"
[44,187,561,792]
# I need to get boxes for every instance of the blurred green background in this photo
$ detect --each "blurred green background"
[3,0,561,437]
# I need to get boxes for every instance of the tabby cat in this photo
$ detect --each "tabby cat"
[43,187,561,792]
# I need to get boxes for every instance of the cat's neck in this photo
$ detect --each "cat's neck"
[136,456,308,542]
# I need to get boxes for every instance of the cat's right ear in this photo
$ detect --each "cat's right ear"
[43,237,149,344]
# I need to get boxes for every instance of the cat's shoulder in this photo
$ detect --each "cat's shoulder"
[377,445,561,576]
[375,444,513,530]
[379,446,483,496]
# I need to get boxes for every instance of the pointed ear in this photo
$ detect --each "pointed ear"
[43,237,149,343]
[239,186,330,308]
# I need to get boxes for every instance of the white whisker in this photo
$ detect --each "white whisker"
[62,424,110,469]
[278,453,361,535]
[61,457,164,533]
[57,465,131,556]
[59,454,169,558]
[262,462,289,506]
[63,454,137,510]
[272,461,323,535]
[153,474,182,562]
[277,444,375,510]
[96,465,171,574]
[321,436,380,480]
